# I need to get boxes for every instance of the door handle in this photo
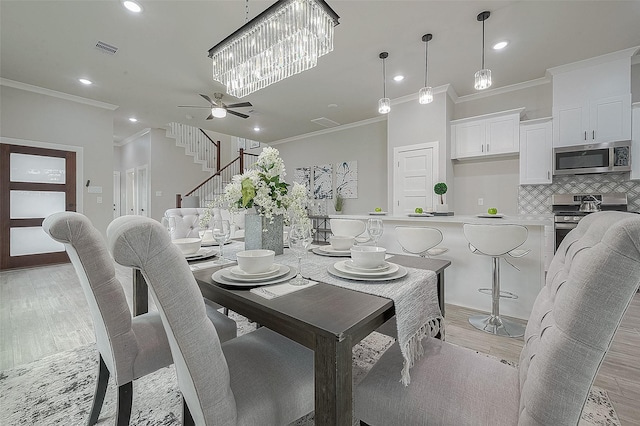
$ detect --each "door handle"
[592,130,595,140]
[486,144,490,152]
[584,131,587,140]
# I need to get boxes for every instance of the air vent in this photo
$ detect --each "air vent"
[95,41,118,55]
[311,117,340,128]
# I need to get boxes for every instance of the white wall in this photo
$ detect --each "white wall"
[273,119,387,214]
[0,84,114,235]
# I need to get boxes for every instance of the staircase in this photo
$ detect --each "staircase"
[166,122,220,173]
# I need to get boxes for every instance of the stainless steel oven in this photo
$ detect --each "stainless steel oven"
[553,141,631,175]
[552,193,628,252]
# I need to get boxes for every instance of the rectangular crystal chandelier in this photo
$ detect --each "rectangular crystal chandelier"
[208,0,340,98]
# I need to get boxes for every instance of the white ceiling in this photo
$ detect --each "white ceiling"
[2,1,640,144]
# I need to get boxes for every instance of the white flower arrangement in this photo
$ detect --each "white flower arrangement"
[217,147,312,230]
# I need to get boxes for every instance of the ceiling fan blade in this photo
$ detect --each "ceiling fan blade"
[200,94,215,105]
[178,105,212,108]
[227,110,250,119]
[205,113,214,120]
[226,102,253,108]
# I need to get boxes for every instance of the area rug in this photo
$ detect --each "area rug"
[0,312,620,426]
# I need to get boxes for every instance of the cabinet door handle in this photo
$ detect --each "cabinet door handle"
[592,130,595,140]
[482,145,484,153]
[584,131,587,140]
[547,171,550,180]
[487,144,489,152]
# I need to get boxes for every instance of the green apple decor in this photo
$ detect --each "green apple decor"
[487,207,498,215]
[415,207,423,214]
[434,182,448,213]
[374,207,382,212]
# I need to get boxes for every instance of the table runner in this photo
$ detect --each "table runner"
[210,241,443,385]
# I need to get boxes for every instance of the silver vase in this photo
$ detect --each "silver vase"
[244,211,284,255]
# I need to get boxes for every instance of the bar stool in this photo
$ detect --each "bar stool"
[396,226,449,257]
[463,223,528,338]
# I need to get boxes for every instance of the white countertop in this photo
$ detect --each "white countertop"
[329,213,553,226]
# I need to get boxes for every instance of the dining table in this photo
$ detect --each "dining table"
[132,242,450,426]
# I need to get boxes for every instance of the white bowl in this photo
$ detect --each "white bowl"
[236,249,275,274]
[350,246,387,269]
[330,235,355,250]
[172,238,202,255]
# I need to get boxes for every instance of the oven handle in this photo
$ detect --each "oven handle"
[555,223,578,230]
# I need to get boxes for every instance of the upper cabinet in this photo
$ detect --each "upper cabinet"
[520,118,553,185]
[550,53,633,148]
[451,108,524,160]
[553,94,632,147]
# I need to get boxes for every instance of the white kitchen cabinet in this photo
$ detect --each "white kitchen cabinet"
[553,94,632,147]
[451,108,524,160]
[520,118,553,185]
[631,103,640,181]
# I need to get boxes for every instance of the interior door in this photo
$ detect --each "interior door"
[136,165,149,217]
[126,168,135,215]
[0,144,76,269]
[393,142,439,215]
[113,171,121,219]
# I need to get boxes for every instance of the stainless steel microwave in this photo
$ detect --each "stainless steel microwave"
[553,141,631,175]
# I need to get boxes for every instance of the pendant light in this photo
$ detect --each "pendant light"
[378,52,390,114]
[418,34,433,104]
[474,11,492,90]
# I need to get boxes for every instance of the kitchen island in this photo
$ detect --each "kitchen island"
[328,214,554,320]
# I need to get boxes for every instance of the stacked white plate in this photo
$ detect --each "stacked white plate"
[212,264,296,287]
[328,260,408,282]
[312,245,352,257]
[184,247,218,261]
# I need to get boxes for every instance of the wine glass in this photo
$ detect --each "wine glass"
[289,224,313,286]
[211,219,231,262]
[367,218,384,247]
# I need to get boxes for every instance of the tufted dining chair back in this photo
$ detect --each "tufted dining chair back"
[164,208,245,239]
[516,211,640,424]
[355,211,640,426]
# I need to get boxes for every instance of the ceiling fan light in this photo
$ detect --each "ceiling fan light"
[474,68,492,90]
[418,87,433,104]
[211,107,227,118]
[378,98,391,114]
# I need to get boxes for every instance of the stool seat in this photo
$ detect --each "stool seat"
[463,223,528,338]
[396,226,449,258]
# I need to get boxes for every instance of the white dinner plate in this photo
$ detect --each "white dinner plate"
[185,247,218,260]
[476,213,505,218]
[408,213,434,217]
[334,260,399,277]
[220,264,291,283]
[328,263,407,282]
[201,240,233,247]
[229,264,283,279]
[369,211,387,215]
[318,245,351,254]
[312,247,351,258]
[343,260,391,273]
[212,266,296,287]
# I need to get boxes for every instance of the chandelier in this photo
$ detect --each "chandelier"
[208,0,340,98]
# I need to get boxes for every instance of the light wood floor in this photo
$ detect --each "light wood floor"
[1,263,638,425]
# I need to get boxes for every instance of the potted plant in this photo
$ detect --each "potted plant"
[334,193,344,215]
[434,182,448,213]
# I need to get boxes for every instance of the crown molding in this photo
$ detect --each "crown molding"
[546,46,640,76]
[270,115,386,145]
[455,77,551,104]
[115,128,150,146]
[632,54,640,66]
[0,78,118,110]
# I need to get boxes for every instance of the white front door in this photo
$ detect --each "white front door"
[393,142,439,215]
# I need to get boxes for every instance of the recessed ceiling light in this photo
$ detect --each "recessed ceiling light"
[253,127,260,132]
[492,41,508,50]
[129,117,138,122]
[328,103,338,108]
[122,1,143,13]
[393,75,405,82]
[78,78,92,85]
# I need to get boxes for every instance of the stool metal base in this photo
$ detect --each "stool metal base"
[469,314,525,338]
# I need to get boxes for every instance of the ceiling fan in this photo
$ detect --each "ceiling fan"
[178,93,252,119]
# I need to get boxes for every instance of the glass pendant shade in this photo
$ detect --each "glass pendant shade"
[474,68,492,90]
[209,0,340,98]
[418,86,433,104]
[378,98,391,114]
[211,107,227,118]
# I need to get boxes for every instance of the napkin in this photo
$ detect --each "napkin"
[189,258,234,271]
[250,280,318,299]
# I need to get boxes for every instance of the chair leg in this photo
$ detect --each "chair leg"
[183,396,195,426]
[116,382,133,426]
[87,355,109,425]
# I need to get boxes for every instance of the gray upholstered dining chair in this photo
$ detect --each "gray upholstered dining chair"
[106,215,315,425]
[43,212,237,426]
[355,211,640,425]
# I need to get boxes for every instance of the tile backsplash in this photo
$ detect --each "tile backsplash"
[519,173,640,214]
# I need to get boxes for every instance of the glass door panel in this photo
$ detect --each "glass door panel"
[10,190,66,219]
[10,227,65,256]
[10,153,66,183]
